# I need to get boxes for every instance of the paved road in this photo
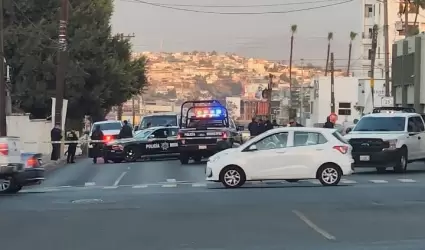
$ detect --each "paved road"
[2,158,425,249]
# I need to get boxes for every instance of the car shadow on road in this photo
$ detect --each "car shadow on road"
[355,169,425,176]
[207,184,352,190]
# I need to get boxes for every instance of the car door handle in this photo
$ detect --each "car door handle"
[419,136,421,140]
[316,149,324,151]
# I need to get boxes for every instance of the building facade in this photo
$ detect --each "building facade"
[360,0,425,77]
[392,33,425,112]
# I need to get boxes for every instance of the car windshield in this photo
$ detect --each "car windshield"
[353,117,405,131]
[92,122,121,132]
[135,129,154,138]
[140,115,177,128]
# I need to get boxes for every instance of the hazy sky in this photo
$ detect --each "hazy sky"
[111,0,362,66]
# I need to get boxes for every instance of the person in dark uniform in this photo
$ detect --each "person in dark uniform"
[265,119,273,131]
[272,119,279,128]
[50,123,62,161]
[248,118,258,137]
[91,125,104,164]
[66,129,78,163]
[119,120,133,139]
[258,119,266,134]
[323,116,334,128]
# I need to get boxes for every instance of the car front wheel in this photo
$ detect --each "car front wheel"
[220,166,246,188]
[0,177,21,194]
[317,164,341,186]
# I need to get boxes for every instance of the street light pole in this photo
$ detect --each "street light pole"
[383,0,391,96]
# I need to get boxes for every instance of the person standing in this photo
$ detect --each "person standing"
[50,123,62,161]
[66,129,78,163]
[323,116,334,128]
[90,125,104,164]
[247,118,258,137]
[119,120,133,139]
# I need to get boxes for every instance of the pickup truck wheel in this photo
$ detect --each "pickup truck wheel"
[193,156,202,163]
[179,154,189,164]
[0,177,20,194]
[394,149,408,173]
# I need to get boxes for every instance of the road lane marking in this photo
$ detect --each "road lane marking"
[398,179,416,183]
[103,186,118,189]
[132,185,148,188]
[162,184,177,188]
[369,180,388,183]
[113,172,127,186]
[166,179,177,182]
[292,210,336,241]
[84,182,95,186]
[341,179,357,184]
[192,183,207,187]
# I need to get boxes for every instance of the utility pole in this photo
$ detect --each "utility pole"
[267,73,274,119]
[131,97,136,125]
[0,0,6,136]
[300,59,305,125]
[330,53,335,113]
[370,25,378,106]
[383,0,391,96]
[55,0,69,129]
[404,0,409,37]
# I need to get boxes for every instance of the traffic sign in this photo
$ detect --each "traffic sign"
[381,97,394,107]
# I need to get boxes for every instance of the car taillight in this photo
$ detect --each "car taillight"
[0,143,8,155]
[26,157,38,168]
[333,145,348,154]
[103,136,112,142]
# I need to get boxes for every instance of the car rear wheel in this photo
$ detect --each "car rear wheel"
[124,147,139,162]
[0,177,20,194]
[220,165,246,188]
[317,164,341,186]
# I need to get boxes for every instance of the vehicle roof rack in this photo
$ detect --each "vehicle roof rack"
[372,107,416,113]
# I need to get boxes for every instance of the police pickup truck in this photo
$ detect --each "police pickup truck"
[345,111,425,173]
[104,126,179,162]
[177,100,243,164]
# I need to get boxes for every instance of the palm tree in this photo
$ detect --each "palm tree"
[324,32,333,76]
[347,32,358,76]
[289,24,297,108]
[412,0,425,35]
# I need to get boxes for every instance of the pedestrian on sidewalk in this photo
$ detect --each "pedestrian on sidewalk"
[50,123,62,161]
[66,129,78,163]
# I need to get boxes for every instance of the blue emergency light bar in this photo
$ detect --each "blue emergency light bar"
[194,108,223,118]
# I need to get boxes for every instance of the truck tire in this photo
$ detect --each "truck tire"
[179,154,189,164]
[394,148,408,173]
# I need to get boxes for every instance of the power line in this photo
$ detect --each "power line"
[127,0,354,15]
[121,0,345,8]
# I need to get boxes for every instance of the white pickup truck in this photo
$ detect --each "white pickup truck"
[344,112,425,173]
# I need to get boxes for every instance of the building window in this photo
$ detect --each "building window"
[378,47,380,59]
[365,4,373,17]
[338,102,352,116]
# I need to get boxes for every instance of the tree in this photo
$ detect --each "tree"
[347,31,358,76]
[210,50,218,56]
[4,0,147,123]
[226,100,238,119]
[412,0,425,35]
[325,32,333,76]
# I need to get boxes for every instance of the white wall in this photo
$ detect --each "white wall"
[6,114,52,155]
[309,77,362,124]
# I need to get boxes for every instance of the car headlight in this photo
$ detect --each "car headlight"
[208,155,220,163]
[385,139,397,150]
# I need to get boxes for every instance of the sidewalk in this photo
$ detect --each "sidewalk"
[40,154,67,172]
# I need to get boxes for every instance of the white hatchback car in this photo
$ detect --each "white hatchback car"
[206,127,354,188]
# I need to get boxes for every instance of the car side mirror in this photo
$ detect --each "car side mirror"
[248,144,257,151]
[134,125,139,131]
[237,126,244,131]
[148,134,155,138]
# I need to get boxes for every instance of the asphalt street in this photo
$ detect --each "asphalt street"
[2,158,425,249]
